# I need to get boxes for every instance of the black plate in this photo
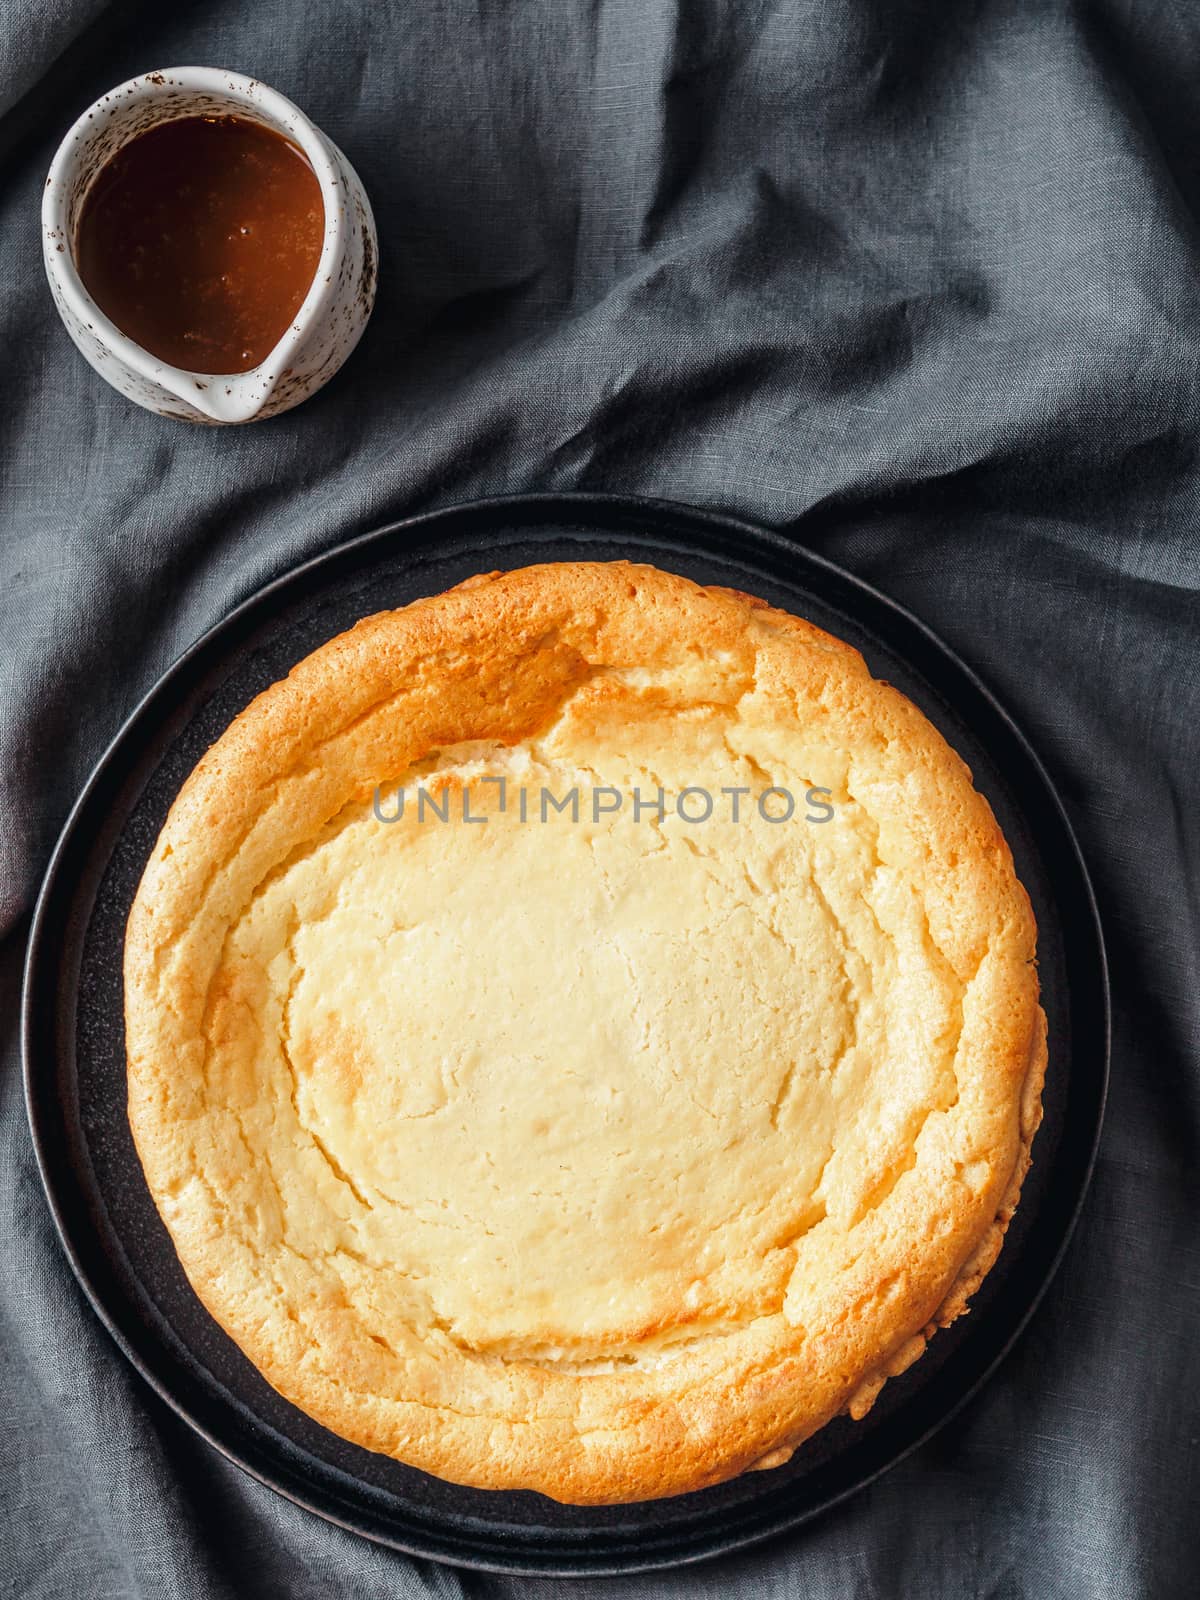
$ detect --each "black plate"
[22,494,1108,1577]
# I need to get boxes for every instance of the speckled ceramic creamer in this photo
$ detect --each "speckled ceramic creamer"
[43,68,378,423]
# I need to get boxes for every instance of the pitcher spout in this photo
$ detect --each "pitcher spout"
[157,367,275,425]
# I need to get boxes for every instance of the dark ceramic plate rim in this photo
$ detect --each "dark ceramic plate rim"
[22,492,1109,1577]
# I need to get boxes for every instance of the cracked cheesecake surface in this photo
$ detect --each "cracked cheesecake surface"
[124,560,1045,1503]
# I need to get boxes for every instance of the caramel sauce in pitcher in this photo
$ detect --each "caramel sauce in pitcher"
[76,115,324,374]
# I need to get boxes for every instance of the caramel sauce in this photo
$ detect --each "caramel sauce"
[76,115,324,374]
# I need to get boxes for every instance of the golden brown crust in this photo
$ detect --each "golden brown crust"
[124,561,1044,1503]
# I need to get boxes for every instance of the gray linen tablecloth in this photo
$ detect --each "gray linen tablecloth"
[2,1,1198,1595]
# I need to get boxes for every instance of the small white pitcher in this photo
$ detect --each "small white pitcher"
[42,68,378,424]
